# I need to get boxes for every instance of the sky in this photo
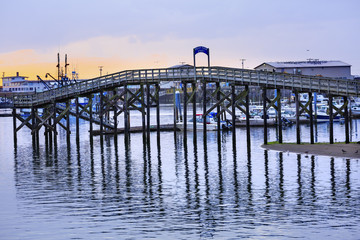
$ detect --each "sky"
[1,0,360,81]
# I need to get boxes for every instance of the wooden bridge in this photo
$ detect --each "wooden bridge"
[10,66,360,146]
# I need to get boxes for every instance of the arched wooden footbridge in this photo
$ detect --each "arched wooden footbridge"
[11,66,360,146]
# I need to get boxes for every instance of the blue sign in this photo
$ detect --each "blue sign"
[194,46,209,56]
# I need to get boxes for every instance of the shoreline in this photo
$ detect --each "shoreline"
[261,142,360,159]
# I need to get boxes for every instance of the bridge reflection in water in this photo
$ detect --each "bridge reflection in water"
[11,126,360,239]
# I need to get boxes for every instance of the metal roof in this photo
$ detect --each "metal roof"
[256,60,351,69]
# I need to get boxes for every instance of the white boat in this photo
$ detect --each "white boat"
[177,113,232,131]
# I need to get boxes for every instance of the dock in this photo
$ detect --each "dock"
[91,123,181,136]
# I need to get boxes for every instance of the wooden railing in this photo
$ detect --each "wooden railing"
[12,67,359,107]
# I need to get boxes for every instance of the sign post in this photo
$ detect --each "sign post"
[193,46,210,135]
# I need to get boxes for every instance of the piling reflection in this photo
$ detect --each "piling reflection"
[10,130,360,240]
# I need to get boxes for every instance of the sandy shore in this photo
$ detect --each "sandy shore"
[262,143,360,159]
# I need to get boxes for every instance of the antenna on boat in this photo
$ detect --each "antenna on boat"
[57,53,60,82]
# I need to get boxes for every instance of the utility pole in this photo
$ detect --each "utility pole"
[240,59,246,69]
[98,66,103,77]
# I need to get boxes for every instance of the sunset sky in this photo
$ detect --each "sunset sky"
[1,0,359,82]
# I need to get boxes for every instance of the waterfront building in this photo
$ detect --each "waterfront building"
[254,59,353,80]
[1,72,56,93]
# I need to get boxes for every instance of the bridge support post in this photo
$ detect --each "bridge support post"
[173,86,177,132]
[329,94,334,144]
[203,79,207,136]
[99,91,104,141]
[216,82,221,135]
[231,85,236,143]
[262,88,268,145]
[183,81,187,133]
[89,96,93,140]
[309,92,314,144]
[295,90,301,144]
[344,96,350,144]
[48,117,52,148]
[12,108,17,145]
[75,97,80,143]
[245,85,251,147]
[156,83,160,138]
[53,102,57,146]
[31,107,36,143]
[192,82,197,133]
[146,83,151,141]
[113,90,118,138]
[140,84,146,137]
[124,84,129,137]
[66,101,71,142]
[35,108,40,146]
[277,89,282,143]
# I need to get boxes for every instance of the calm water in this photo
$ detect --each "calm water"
[1,110,360,240]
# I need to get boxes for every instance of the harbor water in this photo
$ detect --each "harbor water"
[1,108,360,239]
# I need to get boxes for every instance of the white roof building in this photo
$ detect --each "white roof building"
[1,72,54,92]
[254,60,353,80]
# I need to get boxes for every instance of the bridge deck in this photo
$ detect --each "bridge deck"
[12,67,359,107]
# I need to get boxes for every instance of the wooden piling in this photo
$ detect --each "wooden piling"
[216,82,221,133]
[192,82,197,133]
[231,85,236,142]
[75,97,80,142]
[99,91,104,140]
[183,81,187,132]
[309,92,314,144]
[89,96,93,139]
[329,94,334,144]
[156,83,160,137]
[277,89,282,143]
[146,83,151,140]
[53,102,57,145]
[262,88,268,145]
[113,90,118,137]
[203,79,207,134]
[344,96,349,144]
[12,108,17,144]
[124,85,129,136]
[66,101,71,142]
[295,90,301,144]
[245,85,251,146]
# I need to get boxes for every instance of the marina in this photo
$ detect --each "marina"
[2,0,360,238]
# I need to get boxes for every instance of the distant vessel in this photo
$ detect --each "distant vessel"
[177,113,232,131]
